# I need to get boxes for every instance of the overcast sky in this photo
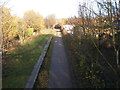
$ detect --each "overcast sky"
[5,0,82,18]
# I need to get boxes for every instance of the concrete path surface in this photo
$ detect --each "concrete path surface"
[48,29,72,88]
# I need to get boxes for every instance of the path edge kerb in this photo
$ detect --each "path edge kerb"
[24,36,53,89]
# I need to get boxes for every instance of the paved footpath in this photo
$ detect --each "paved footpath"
[48,29,72,88]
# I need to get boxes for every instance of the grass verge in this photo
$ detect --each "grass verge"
[2,34,52,88]
[34,36,54,88]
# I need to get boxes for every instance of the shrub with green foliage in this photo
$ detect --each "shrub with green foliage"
[25,28,34,38]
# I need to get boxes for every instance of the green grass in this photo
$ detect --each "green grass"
[6,35,45,55]
[3,34,52,88]
[34,36,54,88]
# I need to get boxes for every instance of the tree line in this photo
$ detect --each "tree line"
[79,0,120,67]
[69,0,120,67]
[63,0,120,88]
[0,6,58,53]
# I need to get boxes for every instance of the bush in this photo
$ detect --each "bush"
[25,28,34,38]
[62,31,107,88]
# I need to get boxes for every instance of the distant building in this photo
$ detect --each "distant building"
[63,25,75,35]
[63,25,75,30]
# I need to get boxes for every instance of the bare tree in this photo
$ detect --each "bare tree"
[70,0,120,87]
[45,14,56,29]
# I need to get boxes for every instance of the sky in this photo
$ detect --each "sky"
[5,0,82,18]
[3,0,119,19]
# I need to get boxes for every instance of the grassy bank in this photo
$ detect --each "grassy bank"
[34,29,56,88]
[34,36,54,88]
[3,30,53,88]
